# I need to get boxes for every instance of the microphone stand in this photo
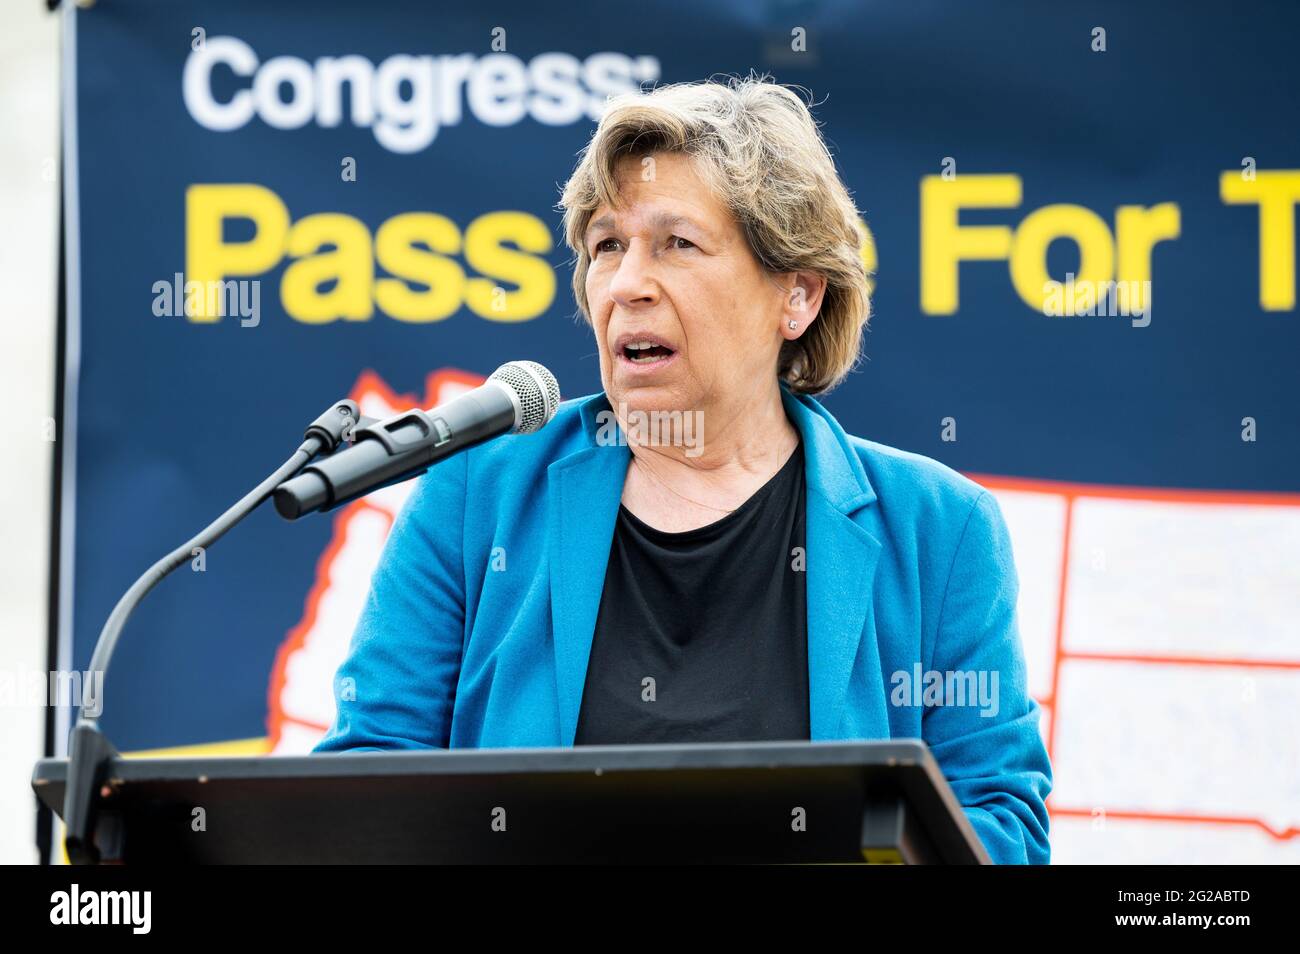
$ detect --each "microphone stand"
[62,398,374,864]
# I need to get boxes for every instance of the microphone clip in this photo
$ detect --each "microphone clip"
[302,400,379,453]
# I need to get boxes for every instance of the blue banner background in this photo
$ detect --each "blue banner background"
[66,0,1298,755]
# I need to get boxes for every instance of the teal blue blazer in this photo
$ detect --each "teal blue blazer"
[314,384,1053,864]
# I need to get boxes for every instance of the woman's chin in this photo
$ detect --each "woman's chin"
[607,360,692,409]
[606,380,695,416]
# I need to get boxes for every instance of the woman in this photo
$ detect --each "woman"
[315,77,1052,864]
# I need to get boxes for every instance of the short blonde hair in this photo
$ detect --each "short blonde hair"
[558,74,871,395]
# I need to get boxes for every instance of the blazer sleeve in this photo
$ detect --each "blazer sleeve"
[922,490,1053,864]
[312,450,469,752]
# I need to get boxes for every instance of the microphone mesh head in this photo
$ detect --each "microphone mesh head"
[489,361,561,434]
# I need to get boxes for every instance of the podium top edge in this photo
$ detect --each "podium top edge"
[34,738,936,785]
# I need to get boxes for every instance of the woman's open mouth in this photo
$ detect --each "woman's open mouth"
[621,341,676,364]
[613,335,681,374]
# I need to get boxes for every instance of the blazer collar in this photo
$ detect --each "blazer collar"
[549,384,886,743]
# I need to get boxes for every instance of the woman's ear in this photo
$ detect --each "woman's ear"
[779,270,828,341]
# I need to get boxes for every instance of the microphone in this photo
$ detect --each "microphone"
[273,361,560,519]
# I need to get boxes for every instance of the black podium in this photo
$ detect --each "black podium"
[33,739,990,864]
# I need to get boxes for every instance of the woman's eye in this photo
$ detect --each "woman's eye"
[593,238,620,255]
[671,236,695,250]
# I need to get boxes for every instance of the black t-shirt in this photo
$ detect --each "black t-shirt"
[574,440,810,745]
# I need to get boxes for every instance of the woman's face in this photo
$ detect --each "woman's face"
[584,152,802,423]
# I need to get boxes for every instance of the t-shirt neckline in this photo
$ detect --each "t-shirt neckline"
[618,439,803,541]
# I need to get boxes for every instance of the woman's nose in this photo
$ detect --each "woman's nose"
[607,240,659,309]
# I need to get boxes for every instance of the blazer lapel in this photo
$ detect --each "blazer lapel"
[547,394,629,746]
[781,388,889,741]
[804,493,886,739]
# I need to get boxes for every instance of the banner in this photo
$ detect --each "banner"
[58,0,1300,862]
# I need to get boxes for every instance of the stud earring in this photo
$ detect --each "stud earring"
[788,320,798,330]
